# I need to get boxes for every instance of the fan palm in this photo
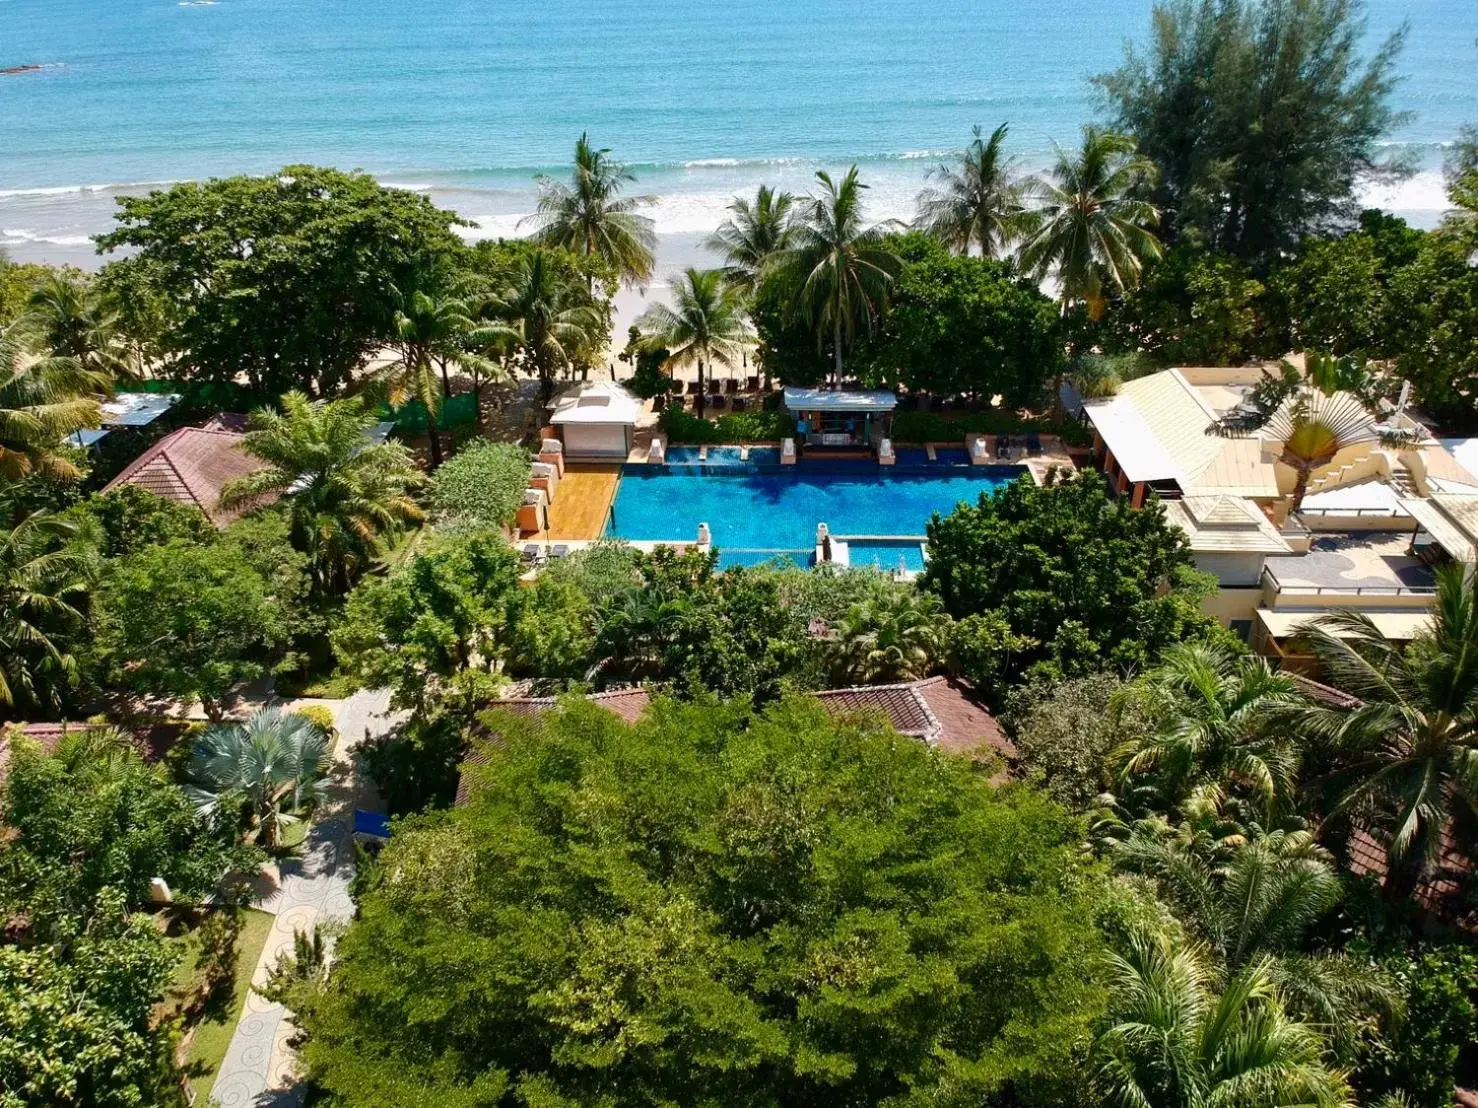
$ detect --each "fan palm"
[1093,929,1354,1108]
[636,268,752,418]
[382,286,507,469]
[489,248,606,404]
[1291,564,1478,899]
[1208,356,1422,514]
[1118,642,1306,823]
[0,510,94,716]
[220,392,424,595]
[777,167,902,386]
[705,185,796,292]
[524,133,657,286]
[0,330,108,481]
[914,123,1026,257]
[14,273,134,380]
[832,585,946,684]
[185,707,330,847]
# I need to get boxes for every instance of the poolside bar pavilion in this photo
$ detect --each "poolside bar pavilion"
[783,387,897,449]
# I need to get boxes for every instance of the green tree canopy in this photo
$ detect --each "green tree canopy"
[1097,0,1406,266]
[296,695,1107,1106]
[922,470,1223,682]
[97,167,464,397]
[526,133,657,286]
[854,232,1062,405]
[426,440,532,531]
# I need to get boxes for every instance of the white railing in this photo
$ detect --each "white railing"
[1261,564,1436,597]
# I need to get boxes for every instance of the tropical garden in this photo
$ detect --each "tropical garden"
[1,0,1478,1102]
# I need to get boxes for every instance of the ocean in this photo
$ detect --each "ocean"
[2,0,1475,324]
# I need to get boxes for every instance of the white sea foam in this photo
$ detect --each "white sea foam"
[0,227,93,246]
[1357,169,1452,216]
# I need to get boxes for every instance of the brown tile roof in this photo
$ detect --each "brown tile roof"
[0,720,186,782]
[102,427,268,527]
[455,679,1007,805]
[1290,673,1364,709]
[1347,825,1476,931]
[201,412,251,433]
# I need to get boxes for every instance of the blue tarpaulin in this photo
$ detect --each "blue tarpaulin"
[354,810,391,839]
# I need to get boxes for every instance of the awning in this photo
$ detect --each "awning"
[783,387,897,414]
[1256,607,1433,642]
[549,382,642,425]
[102,392,180,427]
[1400,497,1478,563]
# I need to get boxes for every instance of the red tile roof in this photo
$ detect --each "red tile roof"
[102,426,268,527]
[456,679,1008,805]
[0,720,187,782]
[1347,825,1476,931]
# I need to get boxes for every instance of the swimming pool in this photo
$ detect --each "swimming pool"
[663,445,781,469]
[848,538,928,573]
[606,463,1026,550]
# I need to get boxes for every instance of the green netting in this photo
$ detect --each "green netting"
[383,392,478,432]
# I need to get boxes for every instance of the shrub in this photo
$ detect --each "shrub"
[659,406,790,443]
[427,440,531,530]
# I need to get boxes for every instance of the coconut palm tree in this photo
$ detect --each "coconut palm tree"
[381,286,507,469]
[1118,642,1306,824]
[832,585,946,684]
[778,167,902,386]
[15,273,134,380]
[0,510,94,716]
[489,248,606,404]
[1093,929,1354,1108]
[0,330,107,481]
[220,392,424,596]
[1018,128,1161,419]
[1018,127,1162,318]
[705,185,797,292]
[1292,564,1478,900]
[185,707,330,848]
[593,590,689,683]
[914,123,1026,257]
[524,133,657,286]
[636,268,752,418]
[1208,356,1422,514]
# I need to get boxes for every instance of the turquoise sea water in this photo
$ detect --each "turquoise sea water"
[1,0,1475,260]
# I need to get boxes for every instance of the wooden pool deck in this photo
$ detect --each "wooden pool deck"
[537,464,620,541]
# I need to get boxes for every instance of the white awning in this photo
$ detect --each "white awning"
[101,392,180,427]
[783,387,897,414]
[1401,496,1478,563]
[549,382,642,425]
[1256,608,1433,641]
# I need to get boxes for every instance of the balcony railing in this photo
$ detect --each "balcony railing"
[1261,564,1437,598]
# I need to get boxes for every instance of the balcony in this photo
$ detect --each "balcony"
[1261,533,1437,606]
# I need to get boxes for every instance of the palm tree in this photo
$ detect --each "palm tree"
[914,123,1026,257]
[778,167,902,386]
[1118,642,1305,824]
[185,707,330,848]
[1093,929,1354,1108]
[1208,356,1422,514]
[636,269,752,418]
[1107,822,1392,1059]
[220,392,425,595]
[0,330,108,481]
[381,286,507,469]
[705,185,796,292]
[0,510,94,716]
[1292,564,1478,899]
[593,590,688,682]
[524,133,657,286]
[490,248,606,404]
[832,585,946,684]
[1018,128,1161,419]
[15,273,134,380]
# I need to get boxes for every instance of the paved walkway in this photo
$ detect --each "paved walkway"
[209,689,398,1108]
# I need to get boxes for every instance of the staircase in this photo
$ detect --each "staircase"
[1387,463,1417,497]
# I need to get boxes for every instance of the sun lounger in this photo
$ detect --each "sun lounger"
[550,544,570,559]
[731,396,748,412]
[746,375,760,392]
[708,394,726,410]
[1025,431,1042,455]
[521,544,544,565]
[995,434,1011,459]
[686,379,702,395]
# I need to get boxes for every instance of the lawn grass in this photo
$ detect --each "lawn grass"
[274,667,360,700]
[180,907,276,1103]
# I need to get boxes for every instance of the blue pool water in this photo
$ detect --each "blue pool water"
[849,539,928,573]
[663,445,781,470]
[607,463,1025,550]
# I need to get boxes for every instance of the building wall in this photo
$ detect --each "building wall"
[1201,586,1262,626]
[1193,552,1268,588]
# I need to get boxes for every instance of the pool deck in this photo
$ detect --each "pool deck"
[536,464,620,541]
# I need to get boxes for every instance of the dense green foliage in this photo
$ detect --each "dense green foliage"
[98,167,463,397]
[426,440,531,530]
[1098,0,1405,266]
[657,405,791,443]
[298,696,1108,1106]
[923,470,1224,682]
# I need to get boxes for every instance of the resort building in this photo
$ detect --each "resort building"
[783,386,897,450]
[103,425,267,528]
[1083,364,1477,666]
[547,380,642,459]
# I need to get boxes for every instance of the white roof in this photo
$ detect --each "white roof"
[1440,438,1478,485]
[1400,493,1478,564]
[549,381,642,426]
[1302,478,1408,515]
[783,387,897,413]
[101,392,180,427]
[1256,607,1433,642]
[1162,495,1291,554]
[1083,369,1279,497]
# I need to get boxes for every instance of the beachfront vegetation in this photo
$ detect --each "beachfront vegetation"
[294,695,1107,1106]
[706,184,797,293]
[526,131,658,286]
[0,511,94,716]
[0,324,106,482]
[1098,0,1406,267]
[913,122,1027,258]
[636,267,753,418]
[97,167,463,398]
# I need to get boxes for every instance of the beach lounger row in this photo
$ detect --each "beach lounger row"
[521,543,570,567]
[994,432,1044,459]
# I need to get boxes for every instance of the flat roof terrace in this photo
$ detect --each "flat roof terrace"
[1264,533,1436,595]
